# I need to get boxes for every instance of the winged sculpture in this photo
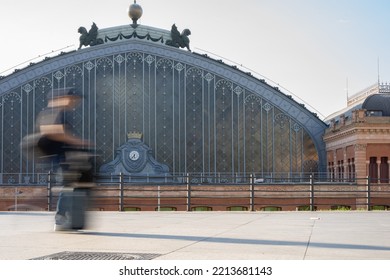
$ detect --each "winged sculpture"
[166,24,191,51]
[78,22,104,50]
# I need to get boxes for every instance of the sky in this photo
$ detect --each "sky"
[1,0,389,119]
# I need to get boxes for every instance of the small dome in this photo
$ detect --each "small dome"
[362,94,390,116]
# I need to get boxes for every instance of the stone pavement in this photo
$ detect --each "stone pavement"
[1,211,390,260]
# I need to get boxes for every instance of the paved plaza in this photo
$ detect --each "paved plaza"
[1,211,390,260]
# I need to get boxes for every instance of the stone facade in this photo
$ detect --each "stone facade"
[324,109,390,182]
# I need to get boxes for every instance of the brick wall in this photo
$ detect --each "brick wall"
[2,183,390,211]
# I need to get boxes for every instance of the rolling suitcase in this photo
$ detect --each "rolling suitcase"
[54,188,88,231]
[69,188,88,229]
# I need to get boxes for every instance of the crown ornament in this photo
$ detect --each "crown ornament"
[127,131,143,140]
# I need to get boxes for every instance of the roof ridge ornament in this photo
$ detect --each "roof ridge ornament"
[166,24,191,51]
[128,0,143,28]
[78,22,104,50]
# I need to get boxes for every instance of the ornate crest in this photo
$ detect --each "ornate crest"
[99,135,169,180]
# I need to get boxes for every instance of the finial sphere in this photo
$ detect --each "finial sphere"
[128,1,143,25]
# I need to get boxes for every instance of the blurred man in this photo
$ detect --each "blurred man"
[36,88,94,230]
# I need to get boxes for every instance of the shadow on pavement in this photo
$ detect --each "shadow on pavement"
[83,231,390,252]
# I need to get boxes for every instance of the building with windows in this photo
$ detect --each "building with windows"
[324,83,390,182]
[0,3,327,184]
[2,3,390,212]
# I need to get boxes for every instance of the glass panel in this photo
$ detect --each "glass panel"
[1,50,320,178]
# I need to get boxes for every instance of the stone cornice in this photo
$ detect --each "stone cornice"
[324,122,390,143]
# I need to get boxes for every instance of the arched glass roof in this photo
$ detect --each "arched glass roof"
[0,23,327,177]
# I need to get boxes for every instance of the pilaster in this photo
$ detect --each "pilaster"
[354,144,367,179]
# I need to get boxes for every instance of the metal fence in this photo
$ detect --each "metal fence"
[0,171,338,185]
[1,173,390,211]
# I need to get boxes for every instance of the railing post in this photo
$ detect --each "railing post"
[250,173,255,212]
[14,186,18,212]
[157,185,161,212]
[310,174,315,211]
[47,171,53,211]
[367,176,371,211]
[186,173,192,212]
[119,172,124,212]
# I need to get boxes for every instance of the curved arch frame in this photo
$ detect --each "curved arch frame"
[0,39,327,175]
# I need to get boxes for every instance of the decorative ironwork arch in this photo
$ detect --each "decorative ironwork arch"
[0,39,327,177]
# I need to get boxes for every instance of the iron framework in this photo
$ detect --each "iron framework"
[0,41,324,179]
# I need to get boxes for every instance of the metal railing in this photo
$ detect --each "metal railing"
[1,173,390,211]
[0,171,344,185]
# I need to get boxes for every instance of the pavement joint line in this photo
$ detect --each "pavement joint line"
[303,218,318,260]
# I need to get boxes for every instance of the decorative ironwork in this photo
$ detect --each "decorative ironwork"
[204,72,214,83]
[0,49,320,177]
[104,30,164,43]
[84,61,95,71]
